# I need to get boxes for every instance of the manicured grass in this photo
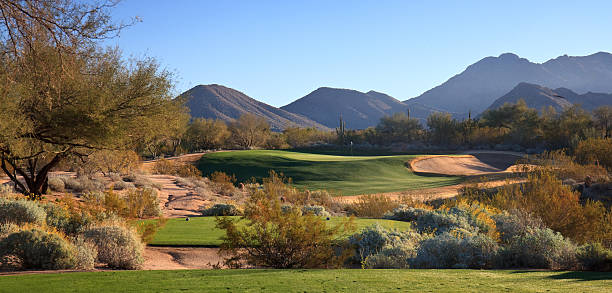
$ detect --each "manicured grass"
[141,216,413,246]
[197,150,462,195]
[2,269,611,292]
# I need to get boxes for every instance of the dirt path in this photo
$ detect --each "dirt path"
[148,174,209,218]
[143,247,226,270]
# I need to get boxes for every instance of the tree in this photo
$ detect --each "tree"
[427,112,460,146]
[229,114,270,149]
[376,112,423,144]
[593,106,612,138]
[184,118,230,151]
[0,1,182,196]
[480,100,541,146]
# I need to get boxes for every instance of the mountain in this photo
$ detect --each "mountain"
[280,87,408,129]
[406,52,612,114]
[487,82,612,112]
[181,84,329,131]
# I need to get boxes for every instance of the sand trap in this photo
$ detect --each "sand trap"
[410,152,524,176]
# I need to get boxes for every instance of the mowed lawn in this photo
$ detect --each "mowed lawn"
[141,216,413,246]
[197,150,462,195]
[2,269,611,292]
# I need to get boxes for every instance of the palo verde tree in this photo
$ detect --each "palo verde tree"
[0,0,184,196]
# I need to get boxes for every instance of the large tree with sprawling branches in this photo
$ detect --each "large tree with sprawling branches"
[0,0,186,196]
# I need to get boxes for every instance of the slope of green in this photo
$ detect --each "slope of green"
[142,216,413,246]
[197,150,461,195]
[3,269,610,292]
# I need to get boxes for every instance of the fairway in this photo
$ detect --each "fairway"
[2,269,610,292]
[142,217,413,246]
[197,150,462,195]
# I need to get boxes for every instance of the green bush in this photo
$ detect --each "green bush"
[577,243,612,271]
[0,198,46,226]
[0,229,76,270]
[201,203,240,216]
[83,225,144,269]
[412,233,499,269]
[500,227,578,270]
[42,203,92,236]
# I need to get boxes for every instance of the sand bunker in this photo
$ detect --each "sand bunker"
[410,152,524,176]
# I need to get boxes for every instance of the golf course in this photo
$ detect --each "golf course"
[2,269,610,292]
[197,150,463,195]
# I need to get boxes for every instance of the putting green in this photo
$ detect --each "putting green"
[197,150,462,195]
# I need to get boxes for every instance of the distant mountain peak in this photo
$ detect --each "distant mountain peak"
[180,84,329,131]
[406,52,612,114]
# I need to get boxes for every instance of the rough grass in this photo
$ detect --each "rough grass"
[197,150,462,195]
[139,216,413,246]
[2,269,611,292]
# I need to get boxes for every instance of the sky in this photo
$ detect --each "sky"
[108,0,612,107]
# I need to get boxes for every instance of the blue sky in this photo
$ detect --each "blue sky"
[109,0,612,106]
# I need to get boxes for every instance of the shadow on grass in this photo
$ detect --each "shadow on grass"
[547,271,612,281]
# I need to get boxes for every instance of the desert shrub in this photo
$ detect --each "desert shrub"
[124,188,160,218]
[488,170,612,245]
[412,232,499,269]
[577,243,612,271]
[531,150,608,181]
[60,176,105,193]
[134,217,168,244]
[0,229,76,270]
[72,236,97,270]
[47,176,65,192]
[302,205,330,217]
[0,198,46,226]
[348,224,422,265]
[153,159,201,177]
[500,227,578,270]
[575,138,612,170]
[362,246,413,269]
[112,180,135,190]
[0,223,19,239]
[124,173,162,190]
[0,183,15,196]
[108,172,122,182]
[493,210,545,243]
[83,224,144,269]
[201,203,240,216]
[385,206,478,235]
[348,195,400,218]
[217,189,355,268]
[209,171,237,196]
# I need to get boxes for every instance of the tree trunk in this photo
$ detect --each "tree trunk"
[0,154,62,197]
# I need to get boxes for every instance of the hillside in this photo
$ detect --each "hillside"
[281,87,408,129]
[180,84,328,131]
[406,52,612,114]
[488,82,612,111]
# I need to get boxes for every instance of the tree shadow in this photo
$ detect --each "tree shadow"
[547,271,612,281]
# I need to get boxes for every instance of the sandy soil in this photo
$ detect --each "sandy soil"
[143,247,226,270]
